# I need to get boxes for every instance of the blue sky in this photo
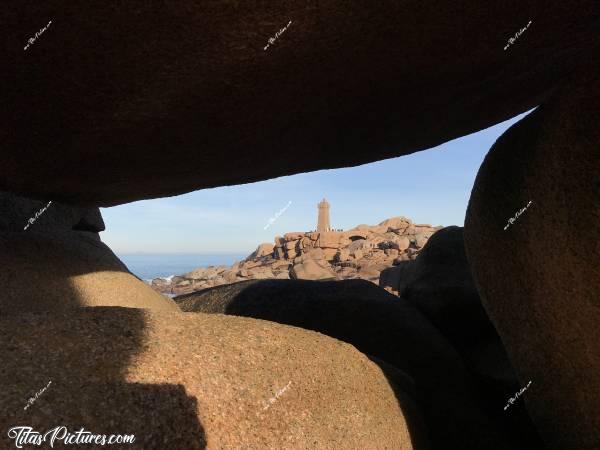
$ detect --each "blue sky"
[101,110,532,255]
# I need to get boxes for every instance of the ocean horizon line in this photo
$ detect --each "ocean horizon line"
[116,252,250,256]
[118,253,249,281]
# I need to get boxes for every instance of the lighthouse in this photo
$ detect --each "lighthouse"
[317,198,331,232]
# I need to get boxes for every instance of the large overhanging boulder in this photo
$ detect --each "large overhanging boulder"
[3,1,599,206]
[464,65,600,450]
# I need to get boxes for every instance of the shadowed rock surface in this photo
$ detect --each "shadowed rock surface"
[176,279,528,450]
[378,227,514,376]
[465,65,600,450]
[0,191,104,233]
[3,2,599,205]
[1,308,423,450]
[381,226,544,448]
[380,227,497,350]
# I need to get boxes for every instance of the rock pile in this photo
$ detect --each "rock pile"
[151,217,442,296]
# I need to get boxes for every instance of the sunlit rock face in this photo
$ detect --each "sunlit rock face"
[151,216,441,296]
[0,191,178,314]
[0,308,423,450]
[3,1,598,206]
[464,65,600,450]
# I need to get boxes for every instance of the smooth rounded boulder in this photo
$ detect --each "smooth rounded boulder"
[0,308,425,450]
[290,258,336,280]
[0,232,178,314]
[377,227,511,379]
[0,190,177,314]
[176,279,529,450]
[379,227,542,447]
[392,227,496,350]
[464,66,600,450]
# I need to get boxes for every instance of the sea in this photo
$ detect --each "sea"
[118,253,247,282]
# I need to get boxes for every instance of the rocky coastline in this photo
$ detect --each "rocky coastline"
[150,216,442,296]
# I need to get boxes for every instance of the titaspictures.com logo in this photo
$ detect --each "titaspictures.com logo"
[7,426,135,448]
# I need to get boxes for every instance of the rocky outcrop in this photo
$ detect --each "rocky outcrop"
[246,242,274,259]
[380,261,414,295]
[464,67,600,450]
[0,191,178,314]
[176,279,525,450]
[0,231,179,314]
[290,258,336,280]
[1,308,424,450]
[5,3,598,206]
[152,216,441,296]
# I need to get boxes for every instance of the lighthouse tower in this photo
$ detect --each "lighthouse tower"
[317,198,331,232]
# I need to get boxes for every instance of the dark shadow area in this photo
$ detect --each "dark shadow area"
[0,191,104,234]
[176,278,525,450]
[470,372,546,450]
[366,354,431,450]
[395,226,545,448]
[348,235,366,241]
[0,307,206,449]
